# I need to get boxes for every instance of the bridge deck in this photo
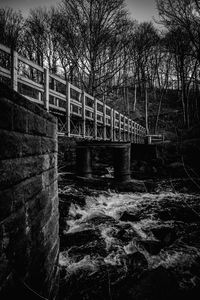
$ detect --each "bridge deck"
[0,43,146,143]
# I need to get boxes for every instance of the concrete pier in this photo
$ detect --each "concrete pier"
[76,141,131,182]
[113,143,131,182]
[76,145,92,178]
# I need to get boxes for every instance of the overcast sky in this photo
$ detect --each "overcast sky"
[0,0,158,22]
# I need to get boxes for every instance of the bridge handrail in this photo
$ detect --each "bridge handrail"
[0,43,146,141]
[146,134,164,144]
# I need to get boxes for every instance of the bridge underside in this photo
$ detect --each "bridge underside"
[76,141,132,182]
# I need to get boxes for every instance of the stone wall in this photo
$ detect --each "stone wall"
[0,83,59,299]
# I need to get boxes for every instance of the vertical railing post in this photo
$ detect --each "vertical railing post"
[111,108,114,141]
[113,110,116,141]
[139,126,141,143]
[123,116,126,141]
[119,113,122,141]
[94,98,97,139]
[131,121,134,142]
[82,91,86,138]
[11,48,18,91]
[103,103,106,140]
[138,125,140,143]
[136,124,138,143]
[44,68,49,112]
[66,82,71,137]
[128,119,131,141]
[133,122,136,143]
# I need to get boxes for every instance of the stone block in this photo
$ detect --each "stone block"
[0,256,11,285]
[46,120,57,139]
[21,134,41,157]
[12,104,28,133]
[36,190,50,212]
[48,181,58,202]
[0,155,56,189]
[42,214,59,247]
[0,83,56,124]
[13,175,43,206]
[0,130,48,159]
[44,238,59,277]
[2,207,26,235]
[0,158,31,188]
[29,197,53,235]
[42,167,58,189]
[0,189,13,222]
[40,137,57,154]
[0,130,22,160]
[0,98,13,130]
[28,113,47,136]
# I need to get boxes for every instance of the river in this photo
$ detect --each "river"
[58,180,200,300]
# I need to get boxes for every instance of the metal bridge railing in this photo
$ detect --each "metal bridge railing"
[0,43,146,142]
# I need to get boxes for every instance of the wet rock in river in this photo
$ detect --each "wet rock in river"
[119,210,141,222]
[62,227,101,248]
[151,226,177,247]
[115,228,136,243]
[158,206,200,223]
[68,239,108,262]
[125,266,179,300]
[138,239,163,255]
[115,179,146,193]
[81,211,116,226]
[126,251,148,275]
[181,229,200,249]
[60,259,126,300]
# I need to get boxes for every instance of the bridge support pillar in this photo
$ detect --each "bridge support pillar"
[76,142,131,183]
[113,143,131,182]
[76,145,92,178]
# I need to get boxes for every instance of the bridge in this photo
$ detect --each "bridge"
[0,43,146,143]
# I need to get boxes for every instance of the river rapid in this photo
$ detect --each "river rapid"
[59,182,200,300]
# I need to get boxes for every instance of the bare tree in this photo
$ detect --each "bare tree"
[55,0,132,95]
[156,0,200,127]
[0,7,23,50]
[156,0,200,63]
[21,7,59,70]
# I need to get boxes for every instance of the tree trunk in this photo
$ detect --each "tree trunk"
[133,83,137,111]
[145,83,149,134]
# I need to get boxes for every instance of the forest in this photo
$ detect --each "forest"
[1,0,200,135]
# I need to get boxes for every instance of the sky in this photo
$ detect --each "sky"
[0,0,158,22]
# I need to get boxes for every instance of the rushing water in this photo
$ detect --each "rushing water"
[59,186,200,299]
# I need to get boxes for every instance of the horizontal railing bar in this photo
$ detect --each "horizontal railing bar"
[49,104,66,112]
[70,84,82,94]
[0,67,11,77]
[84,92,94,100]
[18,76,44,91]
[22,95,44,105]
[49,89,66,100]
[71,99,82,107]
[49,73,67,85]
[18,56,44,72]
[0,44,11,54]
[85,106,94,112]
